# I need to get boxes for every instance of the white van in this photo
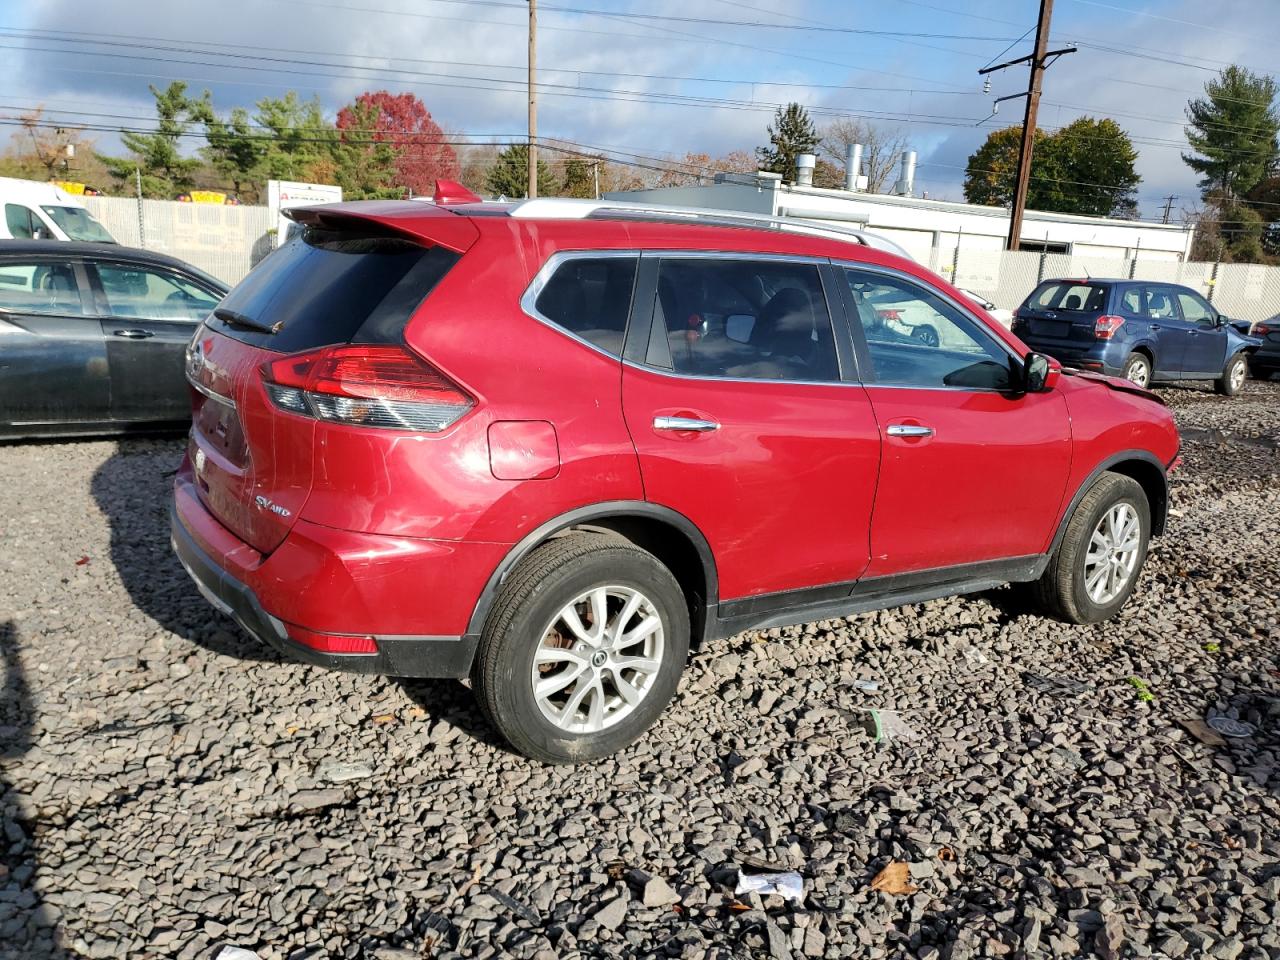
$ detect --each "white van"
[0,177,116,243]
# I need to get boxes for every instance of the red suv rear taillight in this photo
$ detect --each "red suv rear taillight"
[261,344,474,431]
[1094,315,1125,340]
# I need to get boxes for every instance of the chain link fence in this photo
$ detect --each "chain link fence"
[83,195,273,285]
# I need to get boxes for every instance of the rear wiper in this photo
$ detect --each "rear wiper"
[213,307,281,334]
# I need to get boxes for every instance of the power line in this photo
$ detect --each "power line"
[269,0,978,91]
[275,0,1026,41]
[0,44,992,126]
[0,27,984,98]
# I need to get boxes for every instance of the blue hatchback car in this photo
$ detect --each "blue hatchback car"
[1012,278,1260,395]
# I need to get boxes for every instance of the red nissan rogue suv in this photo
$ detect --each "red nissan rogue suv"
[173,188,1180,763]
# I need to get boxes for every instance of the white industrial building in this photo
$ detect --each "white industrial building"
[606,166,1195,266]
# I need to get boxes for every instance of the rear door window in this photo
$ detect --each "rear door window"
[1031,282,1109,312]
[1144,287,1181,321]
[0,260,86,316]
[532,255,638,357]
[646,257,839,382]
[207,228,460,352]
[93,263,221,321]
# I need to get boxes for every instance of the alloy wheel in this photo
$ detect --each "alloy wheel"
[1083,502,1141,605]
[1230,358,1246,391]
[1126,359,1150,388]
[530,585,665,734]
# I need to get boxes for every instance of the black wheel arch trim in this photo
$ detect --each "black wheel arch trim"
[1048,449,1169,557]
[464,500,720,638]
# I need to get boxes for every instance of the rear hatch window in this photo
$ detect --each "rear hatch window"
[188,225,460,554]
[1027,281,1110,314]
[1022,281,1110,340]
[208,228,459,351]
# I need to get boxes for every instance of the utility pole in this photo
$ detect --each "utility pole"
[527,0,538,199]
[979,0,1075,251]
[1160,195,1177,224]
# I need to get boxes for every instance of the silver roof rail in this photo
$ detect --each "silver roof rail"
[508,197,913,260]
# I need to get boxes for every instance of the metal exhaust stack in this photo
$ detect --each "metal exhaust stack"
[845,143,863,192]
[895,150,917,197]
[795,153,816,187]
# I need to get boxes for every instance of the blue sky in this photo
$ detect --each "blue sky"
[1,0,1276,218]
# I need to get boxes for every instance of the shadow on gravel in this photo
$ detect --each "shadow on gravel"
[0,621,69,959]
[396,678,510,752]
[89,440,283,666]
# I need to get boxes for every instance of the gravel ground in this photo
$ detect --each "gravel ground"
[1,379,1278,960]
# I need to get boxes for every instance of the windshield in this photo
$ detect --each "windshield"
[39,205,115,243]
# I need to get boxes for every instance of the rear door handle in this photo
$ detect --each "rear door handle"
[886,424,934,438]
[113,329,154,339]
[653,416,719,432]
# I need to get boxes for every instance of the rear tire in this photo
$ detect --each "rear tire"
[1031,473,1150,625]
[1215,352,1248,396]
[472,533,690,764]
[1121,352,1151,388]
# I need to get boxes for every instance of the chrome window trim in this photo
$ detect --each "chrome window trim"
[519,249,641,361]
[620,358,863,390]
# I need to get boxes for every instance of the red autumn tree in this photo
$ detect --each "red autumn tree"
[335,90,459,195]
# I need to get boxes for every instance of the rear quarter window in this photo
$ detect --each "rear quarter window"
[207,228,460,352]
[1030,282,1109,312]
[531,255,638,357]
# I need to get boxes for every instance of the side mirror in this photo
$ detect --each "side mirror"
[1022,352,1060,393]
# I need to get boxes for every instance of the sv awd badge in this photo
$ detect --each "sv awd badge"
[254,495,291,518]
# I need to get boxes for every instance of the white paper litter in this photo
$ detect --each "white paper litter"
[215,948,263,960]
[735,870,804,902]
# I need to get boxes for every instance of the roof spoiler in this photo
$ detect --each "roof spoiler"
[284,200,479,253]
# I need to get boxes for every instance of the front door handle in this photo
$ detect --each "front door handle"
[653,415,719,432]
[113,329,154,339]
[1149,323,1161,331]
[886,424,934,438]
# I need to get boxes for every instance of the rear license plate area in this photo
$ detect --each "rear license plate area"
[1034,320,1070,338]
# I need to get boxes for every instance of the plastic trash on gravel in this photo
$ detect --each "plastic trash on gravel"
[735,870,804,903]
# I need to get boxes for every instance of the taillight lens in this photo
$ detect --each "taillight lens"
[261,345,474,432]
[1256,322,1272,335]
[1094,315,1125,340]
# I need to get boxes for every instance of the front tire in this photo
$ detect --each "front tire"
[472,533,690,764]
[1031,473,1150,625]
[1215,353,1248,396]
[1122,352,1151,388]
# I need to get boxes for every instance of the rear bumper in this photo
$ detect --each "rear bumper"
[1251,343,1280,370]
[171,474,489,678]
[1017,335,1123,376]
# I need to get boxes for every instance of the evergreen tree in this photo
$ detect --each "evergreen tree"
[756,103,819,182]
[100,82,206,197]
[485,144,555,198]
[1184,65,1280,199]
[200,106,265,201]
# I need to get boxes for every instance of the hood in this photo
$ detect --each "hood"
[1062,367,1165,405]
